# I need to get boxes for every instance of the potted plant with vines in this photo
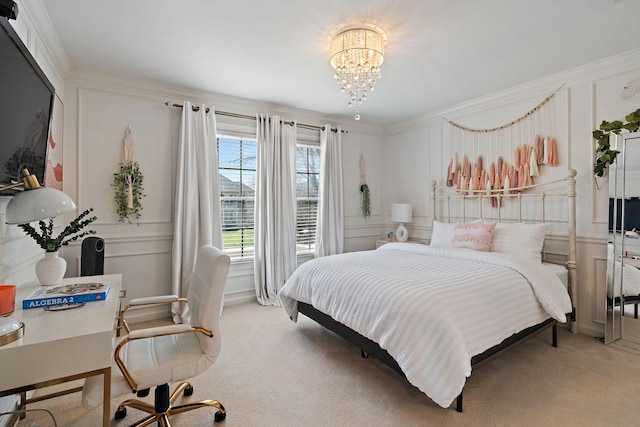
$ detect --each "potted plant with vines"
[360,183,371,218]
[17,208,97,285]
[593,108,640,178]
[112,161,145,224]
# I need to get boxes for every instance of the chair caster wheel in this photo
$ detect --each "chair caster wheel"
[214,410,226,422]
[114,407,127,420]
[137,388,150,397]
[184,385,194,396]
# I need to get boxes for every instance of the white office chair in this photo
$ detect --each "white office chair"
[82,245,231,426]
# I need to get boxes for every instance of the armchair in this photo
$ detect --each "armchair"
[82,245,230,426]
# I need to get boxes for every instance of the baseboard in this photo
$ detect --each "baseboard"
[223,290,256,306]
[123,291,257,324]
[577,323,604,338]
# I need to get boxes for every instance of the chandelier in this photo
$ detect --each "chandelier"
[329,26,386,121]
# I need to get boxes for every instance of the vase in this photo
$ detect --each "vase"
[35,251,67,286]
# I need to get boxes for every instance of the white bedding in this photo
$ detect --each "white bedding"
[543,262,568,289]
[280,242,572,408]
[608,260,640,298]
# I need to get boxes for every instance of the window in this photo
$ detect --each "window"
[217,135,319,259]
[218,136,256,260]
[296,145,320,254]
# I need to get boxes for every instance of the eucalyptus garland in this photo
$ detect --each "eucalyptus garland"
[360,184,371,218]
[112,161,145,224]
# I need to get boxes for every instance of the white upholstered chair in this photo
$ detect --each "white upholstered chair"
[82,245,231,426]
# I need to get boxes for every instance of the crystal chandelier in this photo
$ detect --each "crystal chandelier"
[329,26,385,121]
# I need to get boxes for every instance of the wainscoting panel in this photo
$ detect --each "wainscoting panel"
[593,255,607,325]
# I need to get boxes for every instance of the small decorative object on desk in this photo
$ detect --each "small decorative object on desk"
[23,282,109,309]
[17,208,97,286]
[387,230,394,241]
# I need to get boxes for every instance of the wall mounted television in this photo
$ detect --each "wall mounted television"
[609,198,640,232]
[0,16,55,194]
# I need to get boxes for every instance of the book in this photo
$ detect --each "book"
[22,282,110,309]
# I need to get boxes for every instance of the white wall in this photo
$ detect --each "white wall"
[382,48,640,336]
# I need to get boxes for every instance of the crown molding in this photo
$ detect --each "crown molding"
[386,48,640,136]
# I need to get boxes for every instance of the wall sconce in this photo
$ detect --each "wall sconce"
[391,203,412,242]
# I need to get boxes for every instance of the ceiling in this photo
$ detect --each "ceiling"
[39,0,640,126]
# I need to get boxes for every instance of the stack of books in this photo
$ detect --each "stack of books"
[22,282,110,309]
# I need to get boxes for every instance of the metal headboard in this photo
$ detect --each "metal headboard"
[431,169,578,333]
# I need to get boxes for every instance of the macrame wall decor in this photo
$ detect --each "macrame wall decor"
[444,85,563,207]
[112,126,146,224]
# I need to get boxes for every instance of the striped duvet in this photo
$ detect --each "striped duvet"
[280,242,572,408]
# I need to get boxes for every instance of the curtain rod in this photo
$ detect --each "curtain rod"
[165,102,345,133]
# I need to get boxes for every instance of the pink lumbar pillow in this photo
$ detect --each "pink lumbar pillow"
[452,222,496,252]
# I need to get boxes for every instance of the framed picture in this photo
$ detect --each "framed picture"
[45,94,63,190]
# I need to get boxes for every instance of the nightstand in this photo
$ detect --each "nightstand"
[376,239,393,248]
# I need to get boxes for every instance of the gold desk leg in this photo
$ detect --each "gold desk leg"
[102,366,111,427]
[19,392,26,419]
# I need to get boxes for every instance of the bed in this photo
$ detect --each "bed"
[280,170,578,412]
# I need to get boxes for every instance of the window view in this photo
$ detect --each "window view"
[296,146,320,254]
[218,136,256,259]
[217,136,319,259]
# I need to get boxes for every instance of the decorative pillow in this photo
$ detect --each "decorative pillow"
[429,221,457,248]
[451,222,496,251]
[490,222,548,262]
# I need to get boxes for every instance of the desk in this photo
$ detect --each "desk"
[0,274,122,426]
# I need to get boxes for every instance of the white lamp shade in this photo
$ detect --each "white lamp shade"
[391,203,412,223]
[5,187,76,224]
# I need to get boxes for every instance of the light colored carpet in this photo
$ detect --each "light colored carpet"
[16,302,640,427]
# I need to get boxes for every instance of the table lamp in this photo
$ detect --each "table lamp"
[2,169,76,224]
[0,168,77,346]
[391,203,412,242]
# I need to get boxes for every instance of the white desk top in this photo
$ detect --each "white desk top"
[0,274,122,393]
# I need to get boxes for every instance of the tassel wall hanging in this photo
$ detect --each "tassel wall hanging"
[444,85,563,207]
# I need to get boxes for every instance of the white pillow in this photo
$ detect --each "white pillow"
[490,222,548,262]
[429,221,457,248]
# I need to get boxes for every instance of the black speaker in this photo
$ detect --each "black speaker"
[81,237,105,276]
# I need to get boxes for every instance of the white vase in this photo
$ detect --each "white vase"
[35,251,67,286]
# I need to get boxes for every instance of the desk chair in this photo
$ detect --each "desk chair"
[82,245,230,426]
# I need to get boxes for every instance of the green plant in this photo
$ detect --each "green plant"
[112,161,145,224]
[17,208,97,252]
[593,108,640,177]
[360,184,371,218]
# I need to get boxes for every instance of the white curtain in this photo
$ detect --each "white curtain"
[254,114,297,306]
[315,124,344,257]
[171,101,223,323]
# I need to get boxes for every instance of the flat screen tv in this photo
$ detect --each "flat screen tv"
[609,198,640,232]
[0,17,55,193]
